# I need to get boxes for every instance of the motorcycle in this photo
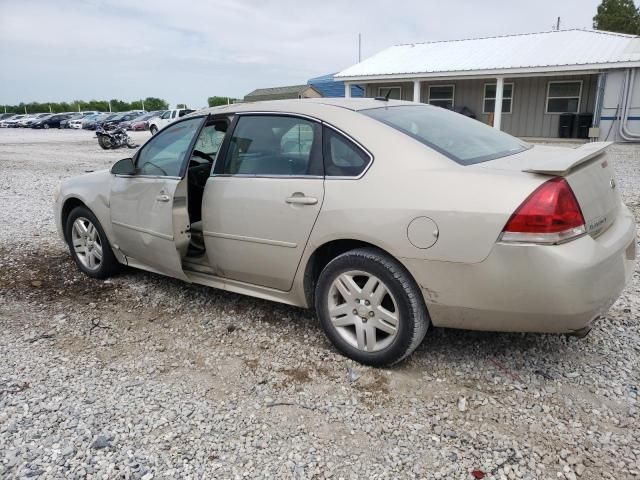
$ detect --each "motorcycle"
[96,125,137,150]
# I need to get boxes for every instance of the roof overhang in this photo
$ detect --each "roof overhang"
[336,62,640,83]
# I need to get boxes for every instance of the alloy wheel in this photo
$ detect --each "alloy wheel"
[327,270,399,352]
[71,217,103,271]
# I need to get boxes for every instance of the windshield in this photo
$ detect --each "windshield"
[361,105,529,165]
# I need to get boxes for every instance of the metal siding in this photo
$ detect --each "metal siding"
[364,74,599,138]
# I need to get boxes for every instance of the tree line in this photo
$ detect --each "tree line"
[3,97,169,114]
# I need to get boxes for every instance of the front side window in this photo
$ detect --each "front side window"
[361,105,529,166]
[377,86,402,100]
[546,81,582,113]
[428,85,455,109]
[220,115,322,176]
[483,83,513,114]
[161,111,171,119]
[136,118,203,176]
[323,127,370,177]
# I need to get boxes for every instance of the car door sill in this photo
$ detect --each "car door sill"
[184,270,302,307]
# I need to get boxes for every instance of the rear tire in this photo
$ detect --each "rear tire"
[315,248,429,366]
[98,135,112,150]
[65,206,120,279]
[126,136,137,148]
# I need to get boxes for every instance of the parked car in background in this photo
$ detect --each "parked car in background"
[123,111,164,131]
[53,99,636,365]
[16,114,43,127]
[84,113,113,130]
[93,113,121,130]
[148,108,194,134]
[70,114,96,129]
[103,112,144,130]
[23,113,53,127]
[60,113,84,129]
[32,113,73,129]
[0,113,16,121]
[0,114,27,128]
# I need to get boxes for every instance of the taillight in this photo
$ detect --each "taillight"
[500,177,586,245]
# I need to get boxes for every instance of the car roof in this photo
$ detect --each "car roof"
[194,98,419,118]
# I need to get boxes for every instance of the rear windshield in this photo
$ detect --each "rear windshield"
[361,105,529,165]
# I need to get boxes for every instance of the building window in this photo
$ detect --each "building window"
[546,81,582,114]
[377,86,402,100]
[428,85,454,109]
[483,83,513,114]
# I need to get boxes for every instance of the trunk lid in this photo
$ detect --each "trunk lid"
[478,142,621,238]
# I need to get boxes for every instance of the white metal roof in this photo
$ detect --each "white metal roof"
[336,29,640,81]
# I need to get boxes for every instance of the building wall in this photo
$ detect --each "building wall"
[598,68,640,142]
[365,74,599,138]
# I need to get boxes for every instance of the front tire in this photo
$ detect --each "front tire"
[315,248,429,366]
[65,206,120,279]
[150,125,158,135]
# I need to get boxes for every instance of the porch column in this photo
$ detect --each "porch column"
[493,76,504,130]
[413,80,421,102]
[344,82,352,99]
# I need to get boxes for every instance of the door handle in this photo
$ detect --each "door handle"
[286,195,318,205]
[156,194,171,202]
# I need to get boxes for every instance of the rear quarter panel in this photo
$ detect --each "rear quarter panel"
[302,107,547,264]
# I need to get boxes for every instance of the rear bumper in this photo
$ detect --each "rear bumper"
[402,205,637,333]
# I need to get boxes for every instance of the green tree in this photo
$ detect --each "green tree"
[143,97,169,111]
[208,96,233,107]
[593,0,640,34]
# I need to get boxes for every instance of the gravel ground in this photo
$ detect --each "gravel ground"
[0,129,638,480]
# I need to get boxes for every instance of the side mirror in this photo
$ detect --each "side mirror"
[111,158,136,175]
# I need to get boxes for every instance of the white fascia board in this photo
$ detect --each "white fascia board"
[335,62,640,82]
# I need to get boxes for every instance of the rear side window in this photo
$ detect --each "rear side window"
[323,127,370,177]
[220,115,322,176]
[361,105,529,165]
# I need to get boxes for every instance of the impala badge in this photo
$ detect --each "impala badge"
[610,178,616,189]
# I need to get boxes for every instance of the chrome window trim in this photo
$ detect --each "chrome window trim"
[213,111,374,180]
[216,112,324,178]
[114,174,181,180]
[321,122,374,180]
[211,174,324,179]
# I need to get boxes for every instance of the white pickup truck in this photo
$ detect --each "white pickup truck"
[148,108,195,135]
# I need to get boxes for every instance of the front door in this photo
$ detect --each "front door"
[202,114,324,291]
[110,116,205,280]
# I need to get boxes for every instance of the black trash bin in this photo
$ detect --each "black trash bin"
[559,113,575,138]
[576,113,593,139]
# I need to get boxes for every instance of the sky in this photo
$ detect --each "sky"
[0,0,603,109]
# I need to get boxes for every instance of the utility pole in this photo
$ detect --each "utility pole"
[49,105,52,113]
[358,33,362,62]
[141,99,145,111]
[24,106,27,114]
[108,100,112,112]
[554,16,561,31]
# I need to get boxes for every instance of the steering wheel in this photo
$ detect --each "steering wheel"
[192,149,214,162]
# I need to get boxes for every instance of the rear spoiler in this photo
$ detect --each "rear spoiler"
[523,142,612,176]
